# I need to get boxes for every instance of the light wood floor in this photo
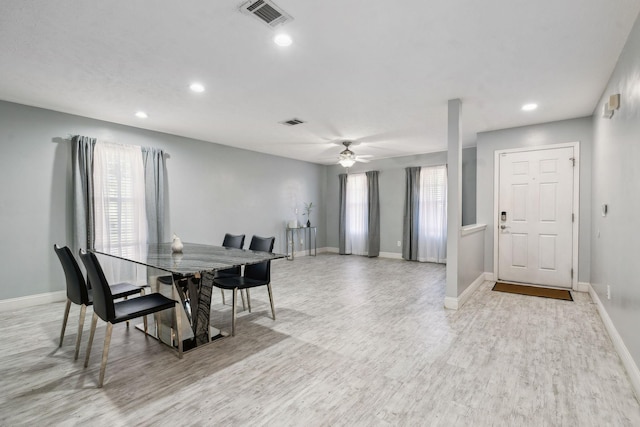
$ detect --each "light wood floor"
[1,254,639,426]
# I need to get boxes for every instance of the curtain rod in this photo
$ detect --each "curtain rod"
[65,134,170,157]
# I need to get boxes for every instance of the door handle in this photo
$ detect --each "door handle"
[500,225,508,230]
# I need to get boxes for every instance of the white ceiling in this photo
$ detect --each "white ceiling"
[1,1,639,164]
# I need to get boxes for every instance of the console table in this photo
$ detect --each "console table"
[286,226,317,260]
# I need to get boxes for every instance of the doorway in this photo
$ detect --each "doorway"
[494,143,579,289]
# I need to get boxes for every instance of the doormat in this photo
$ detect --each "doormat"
[492,282,573,301]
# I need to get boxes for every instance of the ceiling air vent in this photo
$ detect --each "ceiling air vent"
[280,118,305,126]
[240,0,293,28]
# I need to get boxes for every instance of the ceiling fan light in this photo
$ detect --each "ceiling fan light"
[339,158,356,168]
[338,141,357,167]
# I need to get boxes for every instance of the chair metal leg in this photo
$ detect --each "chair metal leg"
[84,313,99,368]
[221,289,226,305]
[141,288,148,334]
[240,289,246,311]
[74,304,87,360]
[231,288,238,336]
[59,299,71,347]
[98,322,113,388]
[267,283,276,320]
[175,302,183,359]
[246,289,252,312]
[124,296,129,328]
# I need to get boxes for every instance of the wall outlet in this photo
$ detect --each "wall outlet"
[607,285,611,300]
[397,240,401,247]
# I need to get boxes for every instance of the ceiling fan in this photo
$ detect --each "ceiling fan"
[337,141,372,168]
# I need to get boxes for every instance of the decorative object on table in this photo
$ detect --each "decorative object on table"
[287,219,298,228]
[171,233,184,253]
[303,202,313,227]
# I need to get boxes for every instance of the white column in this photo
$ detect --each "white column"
[445,99,462,303]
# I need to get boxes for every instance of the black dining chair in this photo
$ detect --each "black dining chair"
[54,244,145,360]
[79,250,183,387]
[216,233,245,306]
[212,236,275,336]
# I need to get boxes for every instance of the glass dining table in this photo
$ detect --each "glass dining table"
[93,242,285,352]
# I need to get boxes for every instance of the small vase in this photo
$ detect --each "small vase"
[171,234,184,253]
[306,219,311,227]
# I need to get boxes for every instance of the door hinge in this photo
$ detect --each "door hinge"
[571,268,574,279]
[570,157,575,167]
[572,213,575,222]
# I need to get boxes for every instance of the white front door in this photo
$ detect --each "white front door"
[497,146,575,288]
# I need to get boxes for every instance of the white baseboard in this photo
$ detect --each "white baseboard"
[576,281,590,293]
[444,272,487,310]
[322,247,403,259]
[484,272,496,282]
[443,296,458,310]
[379,251,403,260]
[0,290,66,312]
[284,247,334,258]
[589,284,640,402]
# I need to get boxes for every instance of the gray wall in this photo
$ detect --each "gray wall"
[476,117,593,282]
[0,100,325,300]
[458,227,485,296]
[591,12,640,368]
[461,147,477,226]
[325,147,477,253]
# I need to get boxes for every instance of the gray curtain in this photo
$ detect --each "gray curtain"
[338,173,348,254]
[72,135,97,252]
[142,147,167,244]
[402,167,421,260]
[366,171,380,257]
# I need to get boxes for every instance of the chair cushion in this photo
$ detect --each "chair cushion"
[85,282,143,305]
[213,276,268,290]
[112,293,177,324]
[110,282,145,299]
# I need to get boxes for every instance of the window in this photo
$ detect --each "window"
[93,141,148,259]
[345,173,368,255]
[417,165,447,263]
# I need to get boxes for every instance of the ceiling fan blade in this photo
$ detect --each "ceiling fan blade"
[356,158,370,163]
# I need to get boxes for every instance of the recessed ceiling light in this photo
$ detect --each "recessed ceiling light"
[190,83,205,93]
[522,103,538,111]
[274,34,292,47]
[135,111,148,119]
